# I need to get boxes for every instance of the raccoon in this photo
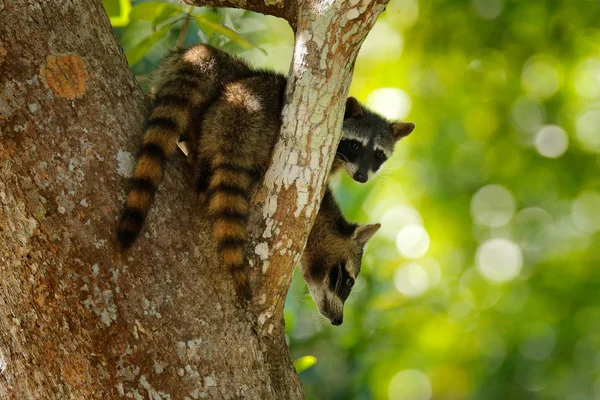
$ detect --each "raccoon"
[334,97,415,183]
[301,190,380,325]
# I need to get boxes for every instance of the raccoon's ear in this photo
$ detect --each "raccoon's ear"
[353,223,381,248]
[391,122,415,141]
[345,97,364,119]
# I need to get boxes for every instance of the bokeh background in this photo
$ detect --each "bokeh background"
[102,0,600,398]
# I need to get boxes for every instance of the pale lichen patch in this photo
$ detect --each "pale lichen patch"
[100,290,117,326]
[117,364,140,382]
[116,150,135,177]
[140,375,172,400]
[258,310,273,326]
[346,8,360,19]
[293,189,309,218]
[255,242,269,260]
[257,294,267,305]
[82,287,117,327]
[184,365,200,378]
[142,297,161,318]
[56,192,75,214]
[0,350,7,374]
[27,103,39,114]
[175,342,187,360]
[153,360,166,375]
[203,376,216,387]
[261,260,270,274]
[186,338,203,362]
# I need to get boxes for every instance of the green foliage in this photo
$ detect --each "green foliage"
[192,12,258,52]
[125,21,174,66]
[102,0,131,26]
[103,0,600,399]
[107,0,263,71]
[294,355,318,374]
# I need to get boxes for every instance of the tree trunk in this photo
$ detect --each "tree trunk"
[0,0,385,398]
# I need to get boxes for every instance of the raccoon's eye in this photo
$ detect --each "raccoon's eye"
[345,278,355,288]
[349,142,359,151]
[329,266,340,291]
[374,150,385,160]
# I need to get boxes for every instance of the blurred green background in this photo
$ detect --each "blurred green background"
[103,0,600,398]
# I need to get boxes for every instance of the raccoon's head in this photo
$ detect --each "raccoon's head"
[337,97,415,183]
[301,222,381,325]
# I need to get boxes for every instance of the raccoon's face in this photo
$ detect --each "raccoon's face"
[301,223,380,325]
[337,97,415,183]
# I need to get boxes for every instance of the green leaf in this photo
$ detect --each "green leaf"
[125,22,172,67]
[102,0,131,27]
[153,7,185,29]
[293,356,317,374]
[130,2,183,22]
[193,14,256,51]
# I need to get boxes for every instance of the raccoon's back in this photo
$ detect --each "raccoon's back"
[198,71,288,168]
[148,44,254,102]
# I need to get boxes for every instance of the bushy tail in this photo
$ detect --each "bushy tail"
[116,100,189,249]
[208,156,254,301]
[117,53,200,249]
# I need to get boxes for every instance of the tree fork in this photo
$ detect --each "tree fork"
[0,0,387,398]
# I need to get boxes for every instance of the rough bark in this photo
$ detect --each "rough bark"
[0,0,386,399]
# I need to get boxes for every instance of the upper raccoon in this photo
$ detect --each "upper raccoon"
[334,97,415,183]
[117,45,412,322]
[117,44,413,248]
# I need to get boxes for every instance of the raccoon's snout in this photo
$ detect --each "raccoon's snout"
[353,171,368,183]
[321,297,344,326]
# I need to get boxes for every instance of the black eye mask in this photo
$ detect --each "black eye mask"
[328,262,354,301]
[336,139,362,164]
[371,150,387,173]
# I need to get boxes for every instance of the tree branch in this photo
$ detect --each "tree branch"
[182,0,298,29]
[247,0,389,307]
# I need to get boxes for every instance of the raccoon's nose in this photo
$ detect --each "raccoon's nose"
[353,171,368,183]
[331,316,343,326]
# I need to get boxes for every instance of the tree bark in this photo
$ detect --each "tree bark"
[0,0,386,399]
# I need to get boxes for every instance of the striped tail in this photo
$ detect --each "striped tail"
[208,157,254,301]
[116,94,191,249]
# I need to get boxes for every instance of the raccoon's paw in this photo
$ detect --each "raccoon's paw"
[231,266,253,302]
